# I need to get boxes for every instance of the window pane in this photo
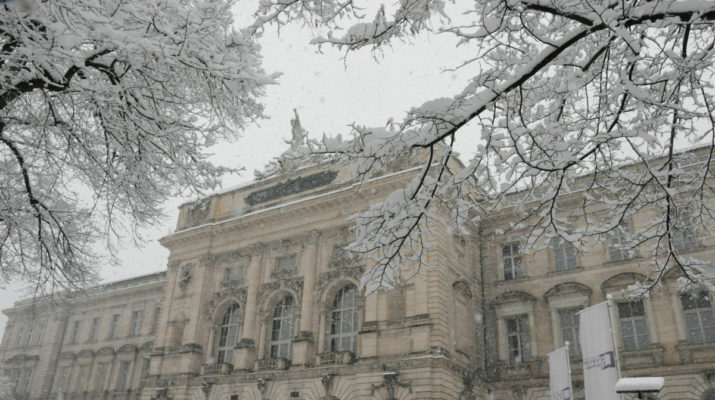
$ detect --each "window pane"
[329,285,359,353]
[270,297,294,359]
[554,247,565,272]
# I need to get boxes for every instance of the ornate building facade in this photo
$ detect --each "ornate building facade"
[2,147,715,400]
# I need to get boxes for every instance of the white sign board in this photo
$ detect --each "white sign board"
[548,345,572,400]
[579,302,620,400]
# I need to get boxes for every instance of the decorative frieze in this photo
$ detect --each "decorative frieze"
[257,279,304,312]
[317,265,365,293]
[204,287,248,320]
[245,170,338,206]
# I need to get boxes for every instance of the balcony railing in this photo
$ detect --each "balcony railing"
[493,359,545,380]
[676,341,715,364]
[201,363,232,375]
[317,351,355,365]
[255,358,291,370]
[620,345,664,369]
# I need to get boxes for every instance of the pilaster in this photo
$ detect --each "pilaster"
[292,231,320,366]
[235,244,264,370]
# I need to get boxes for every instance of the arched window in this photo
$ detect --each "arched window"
[216,304,240,364]
[270,296,295,359]
[329,285,358,353]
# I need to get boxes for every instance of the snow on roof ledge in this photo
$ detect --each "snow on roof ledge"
[615,377,665,393]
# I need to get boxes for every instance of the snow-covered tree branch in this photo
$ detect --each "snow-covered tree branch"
[254,0,715,291]
[0,0,275,294]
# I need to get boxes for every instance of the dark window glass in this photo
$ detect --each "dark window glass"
[618,301,650,351]
[329,285,358,353]
[270,296,295,359]
[681,291,715,344]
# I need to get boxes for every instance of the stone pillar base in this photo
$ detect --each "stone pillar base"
[234,338,256,371]
[291,331,315,367]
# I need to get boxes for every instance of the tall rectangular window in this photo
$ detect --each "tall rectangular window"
[15,327,24,348]
[23,326,33,347]
[34,324,44,346]
[130,310,143,337]
[552,238,578,272]
[673,208,697,251]
[19,368,31,394]
[69,321,80,344]
[8,369,20,394]
[618,300,651,351]
[88,317,101,342]
[608,221,631,261]
[505,315,531,363]
[60,366,71,392]
[116,361,131,391]
[150,306,161,334]
[95,363,109,392]
[108,314,121,339]
[75,364,89,391]
[141,358,151,378]
[501,243,523,281]
[559,308,582,357]
[681,291,715,344]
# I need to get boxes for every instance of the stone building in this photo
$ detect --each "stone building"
[2,136,715,399]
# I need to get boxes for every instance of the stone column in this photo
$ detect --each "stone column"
[235,245,263,370]
[292,232,320,366]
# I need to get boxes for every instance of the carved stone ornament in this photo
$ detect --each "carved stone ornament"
[201,381,213,395]
[317,265,365,293]
[320,373,336,394]
[371,371,410,400]
[204,288,248,320]
[245,170,338,206]
[178,264,193,293]
[258,279,304,311]
[257,378,269,400]
[152,388,170,400]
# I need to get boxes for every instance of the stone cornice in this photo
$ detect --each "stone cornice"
[160,168,418,248]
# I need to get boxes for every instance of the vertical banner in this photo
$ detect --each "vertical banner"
[579,302,620,400]
[548,345,572,400]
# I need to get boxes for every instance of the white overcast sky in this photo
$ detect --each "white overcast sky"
[0,1,479,336]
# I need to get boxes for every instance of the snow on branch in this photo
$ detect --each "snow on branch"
[254,0,715,292]
[0,0,276,296]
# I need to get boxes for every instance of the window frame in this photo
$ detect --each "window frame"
[680,290,715,344]
[552,238,578,272]
[150,306,161,334]
[130,310,143,337]
[328,285,359,354]
[672,207,697,251]
[216,303,241,365]
[501,242,524,281]
[15,327,24,348]
[115,360,132,391]
[108,314,121,339]
[94,362,109,392]
[558,307,582,358]
[69,320,80,344]
[88,317,101,342]
[607,220,632,262]
[617,300,651,351]
[505,314,531,363]
[269,295,295,360]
